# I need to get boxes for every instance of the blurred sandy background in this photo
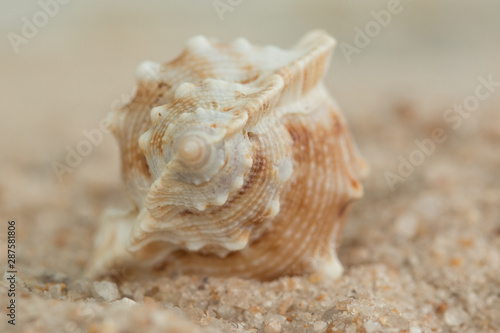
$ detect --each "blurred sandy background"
[1,1,500,332]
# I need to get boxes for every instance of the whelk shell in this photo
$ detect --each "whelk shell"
[86,30,367,280]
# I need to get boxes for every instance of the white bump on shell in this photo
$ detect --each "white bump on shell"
[135,60,160,82]
[277,158,293,182]
[186,35,212,51]
[150,106,164,123]
[232,37,253,53]
[175,82,197,99]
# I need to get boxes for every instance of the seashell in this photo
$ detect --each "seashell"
[86,30,368,281]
